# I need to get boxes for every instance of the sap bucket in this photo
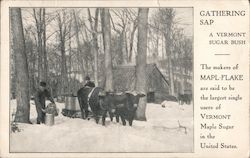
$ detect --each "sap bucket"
[45,113,54,126]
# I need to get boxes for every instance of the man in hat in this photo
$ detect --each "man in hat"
[34,81,55,124]
[84,76,95,88]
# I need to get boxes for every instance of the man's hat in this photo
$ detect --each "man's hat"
[40,81,46,87]
[85,76,90,81]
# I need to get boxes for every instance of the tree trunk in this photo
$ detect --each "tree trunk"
[37,26,44,81]
[180,64,185,94]
[163,9,175,96]
[31,53,36,94]
[68,14,72,93]
[128,22,137,63]
[33,9,45,82]
[58,12,68,96]
[93,9,99,86]
[120,30,128,65]
[42,8,48,82]
[101,8,113,92]
[135,8,149,121]
[73,10,85,82]
[154,22,160,63]
[93,35,99,86]
[162,33,165,59]
[11,8,31,123]
[88,8,99,86]
[60,40,67,95]
[165,33,175,96]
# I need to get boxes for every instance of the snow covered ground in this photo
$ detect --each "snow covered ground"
[10,99,193,152]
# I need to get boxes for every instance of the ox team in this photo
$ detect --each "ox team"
[34,76,145,126]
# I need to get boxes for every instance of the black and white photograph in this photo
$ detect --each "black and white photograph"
[10,7,193,153]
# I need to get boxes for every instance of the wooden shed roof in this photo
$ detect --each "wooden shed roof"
[112,63,169,92]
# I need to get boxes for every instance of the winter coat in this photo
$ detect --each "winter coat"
[34,88,54,111]
[84,81,95,88]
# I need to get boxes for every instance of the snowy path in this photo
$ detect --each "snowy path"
[10,100,193,152]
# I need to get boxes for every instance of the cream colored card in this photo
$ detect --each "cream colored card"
[1,0,249,157]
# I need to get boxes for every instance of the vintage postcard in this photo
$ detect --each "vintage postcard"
[0,0,249,157]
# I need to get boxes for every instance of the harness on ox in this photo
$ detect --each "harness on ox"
[87,87,97,112]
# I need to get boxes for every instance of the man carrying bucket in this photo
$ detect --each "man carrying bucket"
[34,81,55,124]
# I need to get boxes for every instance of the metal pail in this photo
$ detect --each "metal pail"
[45,113,54,126]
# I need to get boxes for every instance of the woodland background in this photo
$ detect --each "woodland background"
[10,8,193,122]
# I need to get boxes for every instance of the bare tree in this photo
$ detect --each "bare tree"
[110,9,138,64]
[67,12,73,93]
[149,11,161,62]
[101,8,114,91]
[57,10,70,96]
[172,28,185,94]
[182,37,193,92]
[110,9,128,64]
[33,8,47,82]
[73,10,86,82]
[128,19,137,62]
[24,26,36,94]
[88,8,100,86]
[135,8,149,121]
[159,8,175,96]
[121,9,138,63]
[11,8,31,123]
[42,8,48,82]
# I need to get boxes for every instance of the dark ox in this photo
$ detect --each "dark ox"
[77,87,115,125]
[99,91,145,126]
